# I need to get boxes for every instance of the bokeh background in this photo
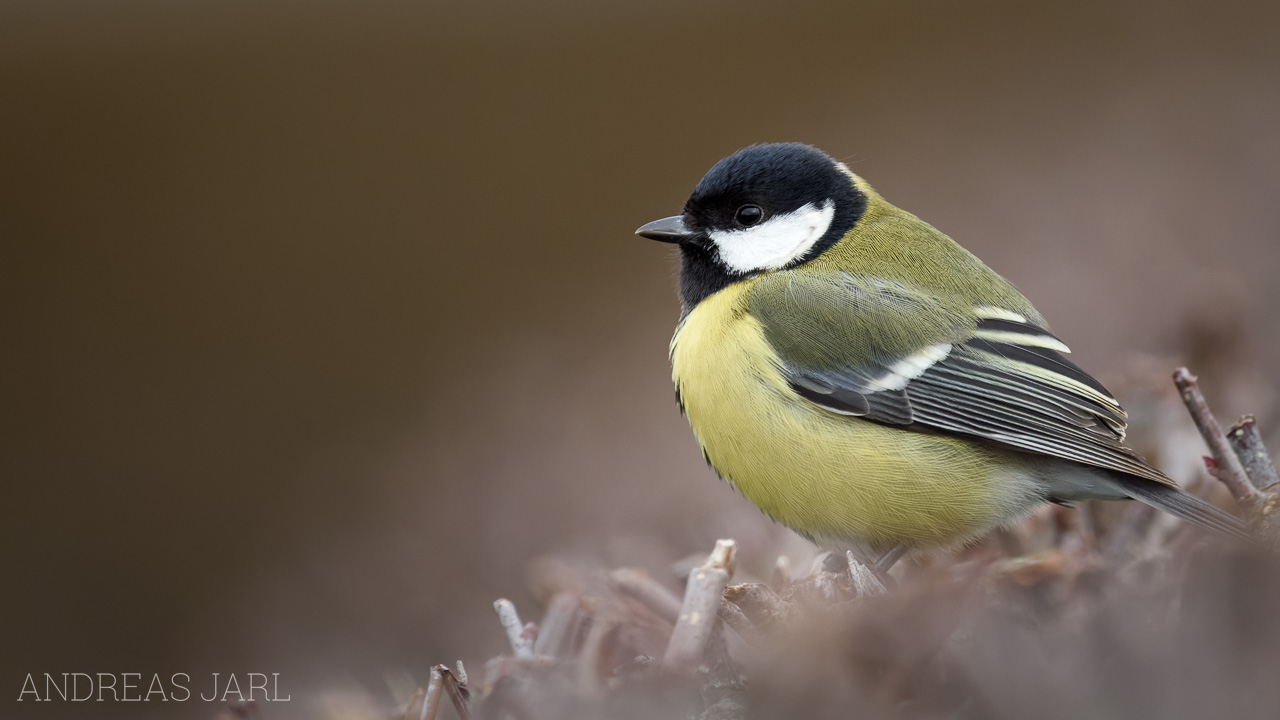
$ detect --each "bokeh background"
[4,1,1279,718]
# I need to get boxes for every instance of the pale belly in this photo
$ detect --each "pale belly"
[670,287,1045,549]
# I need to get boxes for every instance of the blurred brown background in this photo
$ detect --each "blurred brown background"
[3,1,1279,717]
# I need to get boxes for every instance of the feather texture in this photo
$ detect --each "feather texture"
[662,146,1248,548]
[748,261,1175,488]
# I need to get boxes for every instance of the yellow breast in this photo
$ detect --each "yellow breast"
[670,280,1039,548]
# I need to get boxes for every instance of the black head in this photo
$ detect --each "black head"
[636,143,866,310]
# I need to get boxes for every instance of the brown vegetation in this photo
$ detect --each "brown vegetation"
[382,369,1280,720]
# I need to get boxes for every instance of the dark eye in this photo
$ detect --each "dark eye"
[734,205,764,227]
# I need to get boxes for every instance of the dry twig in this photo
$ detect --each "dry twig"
[662,539,737,673]
[519,622,539,651]
[848,551,888,596]
[698,625,747,720]
[610,568,682,623]
[493,599,535,658]
[575,614,619,695]
[717,597,761,646]
[723,582,795,631]
[1172,368,1262,512]
[532,592,590,658]
[436,664,472,720]
[1227,415,1280,493]
[419,666,444,720]
[1227,415,1280,543]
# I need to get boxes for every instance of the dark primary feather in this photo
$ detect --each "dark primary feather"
[1111,475,1253,541]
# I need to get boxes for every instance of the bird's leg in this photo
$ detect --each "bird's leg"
[873,544,908,574]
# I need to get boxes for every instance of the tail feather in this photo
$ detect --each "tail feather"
[1111,474,1253,543]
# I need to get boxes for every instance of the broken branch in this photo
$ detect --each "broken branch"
[723,582,795,631]
[848,551,888,596]
[1172,368,1262,512]
[436,664,472,720]
[493,599,535,658]
[419,666,444,720]
[662,539,737,673]
[1227,415,1280,493]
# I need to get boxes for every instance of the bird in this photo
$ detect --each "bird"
[635,142,1248,570]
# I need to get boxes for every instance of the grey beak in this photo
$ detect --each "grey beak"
[635,215,695,244]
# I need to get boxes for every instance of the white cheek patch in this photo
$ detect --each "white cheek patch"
[708,201,836,273]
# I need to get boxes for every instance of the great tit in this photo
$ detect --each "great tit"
[636,142,1247,566]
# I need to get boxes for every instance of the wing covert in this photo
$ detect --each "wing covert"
[749,272,1169,485]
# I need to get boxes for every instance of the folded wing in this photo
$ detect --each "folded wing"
[749,271,1172,487]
